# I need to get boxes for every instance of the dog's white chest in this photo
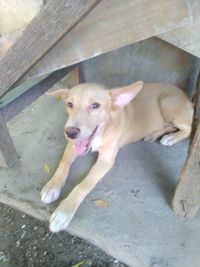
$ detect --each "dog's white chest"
[91,136,102,152]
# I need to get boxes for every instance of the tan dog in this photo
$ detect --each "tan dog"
[41,82,193,232]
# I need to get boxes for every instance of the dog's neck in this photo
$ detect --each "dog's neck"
[91,108,126,152]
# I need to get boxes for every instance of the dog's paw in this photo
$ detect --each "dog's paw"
[49,201,76,232]
[41,181,62,204]
[160,133,177,146]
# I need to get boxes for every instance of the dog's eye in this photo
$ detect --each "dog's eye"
[67,102,73,108]
[90,102,100,109]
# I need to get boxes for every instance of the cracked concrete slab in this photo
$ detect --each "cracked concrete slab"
[1,93,200,267]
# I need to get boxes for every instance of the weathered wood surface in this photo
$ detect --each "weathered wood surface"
[159,0,200,58]
[65,65,84,87]
[186,0,200,22]
[173,73,200,218]
[173,123,200,218]
[159,21,200,59]
[0,0,100,98]
[190,69,200,142]
[0,110,18,167]
[3,66,73,122]
[23,0,193,80]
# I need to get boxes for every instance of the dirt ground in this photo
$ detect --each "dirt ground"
[0,204,127,267]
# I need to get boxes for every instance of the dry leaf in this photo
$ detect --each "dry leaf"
[94,199,109,208]
[55,95,61,101]
[44,163,51,174]
[71,260,85,267]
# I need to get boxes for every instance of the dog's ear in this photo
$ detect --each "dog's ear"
[109,81,143,109]
[45,89,69,102]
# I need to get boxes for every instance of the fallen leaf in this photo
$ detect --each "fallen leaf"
[43,163,51,174]
[55,95,61,101]
[71,260,85,267]
[94,199,109,208]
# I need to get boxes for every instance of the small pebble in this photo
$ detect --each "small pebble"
[0,251,7,262]
[16,240,20,247]
[43,251,47,256]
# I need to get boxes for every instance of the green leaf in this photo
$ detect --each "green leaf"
[43,163,51,174]
[94,199,109,208]
[71,260,85,267]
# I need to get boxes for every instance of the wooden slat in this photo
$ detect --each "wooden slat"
[22,0,192,80]
[185,0,200,22]
[173,122,200,218]
[159,21,200,59]
[0,0,100,98]
[0,110,18,167]
[3,66,73,122]
[158,0,200,58]
[190,69,200,142]
[58,64,84,88]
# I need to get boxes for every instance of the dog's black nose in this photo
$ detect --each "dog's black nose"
[65,127,80,139]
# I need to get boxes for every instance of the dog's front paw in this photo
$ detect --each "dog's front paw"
[160,133,177,146]
[49,200,77,232]
[41,180,63,204]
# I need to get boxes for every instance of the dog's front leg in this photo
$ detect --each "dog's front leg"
[49,145,118,232]
[41,141,77,204]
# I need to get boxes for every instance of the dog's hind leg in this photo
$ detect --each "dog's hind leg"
[159,93,193,146]
[160,121,192,146]
[143,125,177,143]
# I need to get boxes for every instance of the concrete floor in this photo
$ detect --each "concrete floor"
[1,92,200,267]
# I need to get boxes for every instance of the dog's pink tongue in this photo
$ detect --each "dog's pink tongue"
[73,139,88,155]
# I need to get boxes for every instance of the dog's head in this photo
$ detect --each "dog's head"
[47,81,143,155]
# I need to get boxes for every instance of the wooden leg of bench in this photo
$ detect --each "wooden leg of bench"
[172,72,200,218]
[59,64,85,87]
[172,122,200,218]
[78,63,86,83]
[67,64,85,86]
[0,110,19,167]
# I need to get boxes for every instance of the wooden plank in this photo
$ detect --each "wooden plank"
[58,64,84,89]
[173,72,200,218]
[158,0,200,58]
[185,0,200,22]
[190,70,200,143]
[23,0,193,80]
[0,110,18,167]
[3,66,74,122]
[78,63,85,84]
[0,0,101,98]
[0,74,49,108]
[172,122,200,218]
[159,21,200,59]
